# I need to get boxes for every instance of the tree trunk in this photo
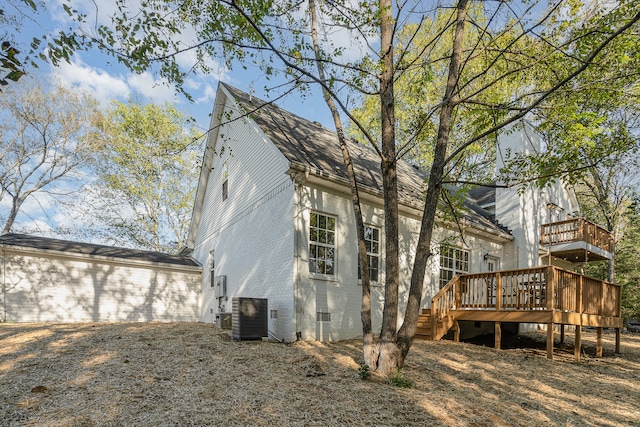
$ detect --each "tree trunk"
[376,0,402,375]
[2,195,25,234]
[307,0,377,367]
[397,0,469,360]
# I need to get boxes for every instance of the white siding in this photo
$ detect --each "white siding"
[1,251,201,322]
[192,95,296,341]
[293,180,508,341]
[496,123,578,269]
[294,182,388,341]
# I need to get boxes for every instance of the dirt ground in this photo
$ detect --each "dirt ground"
[1,323,639,427]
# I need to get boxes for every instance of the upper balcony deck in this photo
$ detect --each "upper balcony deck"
[540,218,613,262]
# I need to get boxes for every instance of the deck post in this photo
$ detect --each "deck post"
[560,324,565,350]
[596,327,603,357]
[574,326,581,362]
[577,275,583,314]
[453,320,460,342]
[546,266,555,311]
[615,328,621,354]
[547,323,554,360]
[495,321,501,349]
[495,273,503,311]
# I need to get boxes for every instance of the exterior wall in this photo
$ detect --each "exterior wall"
[192,93,296,342]
[495,123,582,335]
[495,123,578,270]
[293,179,508,341]
[293,181,388,341]
[1,249,201,322]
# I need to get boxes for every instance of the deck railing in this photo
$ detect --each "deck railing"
[540,218,613,253]
[431,275,460,340]
[431,266,621,329]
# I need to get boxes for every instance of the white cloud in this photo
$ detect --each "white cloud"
[52,56,130,106]
[127,72,178,104]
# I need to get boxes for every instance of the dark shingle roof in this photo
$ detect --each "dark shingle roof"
[221,83,511,239]
[0,233,200,267]
[222,84,426,207]
[467,186,496,207]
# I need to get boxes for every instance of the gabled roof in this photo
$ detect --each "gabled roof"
[0,233,200,267]
[221,83,426,207]
[186,83,512,250]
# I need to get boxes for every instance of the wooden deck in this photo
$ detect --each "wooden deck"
[417,266,623,361]
[541,218,613,262]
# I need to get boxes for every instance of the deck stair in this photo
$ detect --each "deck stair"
[415,309,458,341]
[415,310,433,340]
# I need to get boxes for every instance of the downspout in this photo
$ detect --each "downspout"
[291,171,307,341]
[0,247,5,322]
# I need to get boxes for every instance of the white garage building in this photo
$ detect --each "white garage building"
[0,234,202,323]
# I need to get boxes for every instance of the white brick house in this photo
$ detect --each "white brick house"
[185,83,583,342]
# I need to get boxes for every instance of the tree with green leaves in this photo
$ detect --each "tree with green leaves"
[0,78,103,234]
[0,41,25,89]
[616,201,640,320]
[47,0,640,375]
[0,0,51,85]
[71,100,203,253]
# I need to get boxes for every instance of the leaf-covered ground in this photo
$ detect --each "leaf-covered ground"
[1,323,638,426]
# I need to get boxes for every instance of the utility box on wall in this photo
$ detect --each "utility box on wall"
[231,297,268,340]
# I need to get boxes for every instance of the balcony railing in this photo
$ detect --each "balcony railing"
[540,218,613,259]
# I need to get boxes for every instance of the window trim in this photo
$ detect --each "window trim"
[308,211,337,279]
[358,224,381,284]
[222,161,229,201]
[439,245,469,288]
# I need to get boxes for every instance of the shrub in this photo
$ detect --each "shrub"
[387,369,413,388]
[357,364,371,380]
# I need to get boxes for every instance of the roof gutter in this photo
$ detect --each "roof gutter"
[285,161,426,217]
[286,161,512,242]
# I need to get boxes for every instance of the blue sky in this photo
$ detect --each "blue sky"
[13,1,337,133]
[4,0,344,239]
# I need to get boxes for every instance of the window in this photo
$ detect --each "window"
[309,212,336,276]
[214,253,216,288]
[222,161,229,201]
[358,226,380,282]
[486,256,500,272]
[316,312,331,322]
[439,245,469,288]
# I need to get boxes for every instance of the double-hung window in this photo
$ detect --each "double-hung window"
[309,212,336,276]
[358,226,380,282]
[222,161,229,201]
[439,245,469,288]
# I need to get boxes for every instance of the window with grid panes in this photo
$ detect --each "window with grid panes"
[222,161,229,201]
[439,245,469,288]
[309,212,336,276]
[358,226,380,282]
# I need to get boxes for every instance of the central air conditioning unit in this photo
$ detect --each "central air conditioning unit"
[232,297,268,340]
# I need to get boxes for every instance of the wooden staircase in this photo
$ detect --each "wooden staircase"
[415,310,434,340]
[415,275,462,341]
[415,308,459,341]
